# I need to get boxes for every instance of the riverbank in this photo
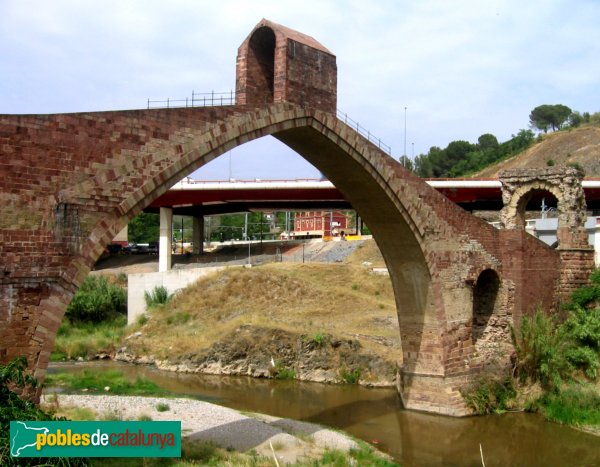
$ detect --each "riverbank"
[44,361,600,466]
[55,241,402,387]
[42,393,394,465]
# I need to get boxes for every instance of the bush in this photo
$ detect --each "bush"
[272,364,296,380]
[569,284,600,309]
[0,357,90,466]
[512,309,569,390]
[513,304,600,389]
[341,368,362,384]
[144,286,171,309]
[559,306,600,379]
[533,384,600,426]
[461,378,516,414]
[156,402,170,412]
[67,276,126,323]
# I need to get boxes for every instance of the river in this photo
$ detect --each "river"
[47,361,600,466]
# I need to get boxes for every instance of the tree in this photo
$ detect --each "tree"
[477,133,499,152]
[128,212,159,243]
[529,104,572,132]
[399,155,414,172]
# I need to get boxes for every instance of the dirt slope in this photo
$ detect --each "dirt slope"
[119,241,401,386]
[474,124,600,178]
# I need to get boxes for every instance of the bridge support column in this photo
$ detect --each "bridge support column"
[192,216,204,255]
[159,207,173,272]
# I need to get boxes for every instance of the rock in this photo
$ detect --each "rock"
[120,325,398,387]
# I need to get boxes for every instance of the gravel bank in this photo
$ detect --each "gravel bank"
[43,394,358,464]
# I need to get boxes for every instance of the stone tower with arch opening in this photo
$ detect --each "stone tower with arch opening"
[236,19,337,112]
[499,166,595,298]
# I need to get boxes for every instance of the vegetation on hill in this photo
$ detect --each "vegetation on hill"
[402,106,600,178]
[123,256,401,384]
[475,123,600,178]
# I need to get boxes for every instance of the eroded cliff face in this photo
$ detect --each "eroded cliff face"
[115,325,398,387]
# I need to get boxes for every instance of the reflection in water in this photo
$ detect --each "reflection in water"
[48,362,600,466]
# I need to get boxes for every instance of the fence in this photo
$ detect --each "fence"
[146,91,392,156]
[147,91,235,109]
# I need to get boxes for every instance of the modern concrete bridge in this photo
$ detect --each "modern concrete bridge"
[0,19,594,415]
[149,177,600,214]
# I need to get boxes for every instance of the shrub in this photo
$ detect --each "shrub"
[156,402,170,412]
[67,276,126,323]
[312,332,326,346]
[461,378,517,414]
[273,365,296,380]
[546,159,555,166]
[511,309,570,390]
[569,284,600,309]
[341,368,362,384]
[559,306,600,379]
[144,285,171,309]
[513,304,600,389]
[0,357,90,466]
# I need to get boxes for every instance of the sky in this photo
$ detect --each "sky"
[1,0,599,181]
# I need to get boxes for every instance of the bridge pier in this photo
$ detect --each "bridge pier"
[159,207,173,272]
[192,215,204,255]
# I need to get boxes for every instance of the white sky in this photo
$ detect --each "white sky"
[1,0,599,180]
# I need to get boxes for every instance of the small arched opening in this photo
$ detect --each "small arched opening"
[247,26,276,103]
[515,188,560,247]
[472,269,500,345]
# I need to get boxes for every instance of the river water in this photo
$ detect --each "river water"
[47,362,600,466]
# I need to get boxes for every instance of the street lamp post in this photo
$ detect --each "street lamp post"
[403,106,407,158]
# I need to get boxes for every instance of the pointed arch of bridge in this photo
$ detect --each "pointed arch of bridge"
[62,104,466,413]
[103,105,436,285]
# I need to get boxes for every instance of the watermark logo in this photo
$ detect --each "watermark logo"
[10,421,181,458]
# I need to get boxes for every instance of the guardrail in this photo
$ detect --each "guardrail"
[147,91,235,109]
[336,110,392,156]
[146,91,392,156]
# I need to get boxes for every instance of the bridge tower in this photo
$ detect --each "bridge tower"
[235,19,337,112]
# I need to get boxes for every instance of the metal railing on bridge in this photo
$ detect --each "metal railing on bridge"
[336,110,392,156]
[147,90,235,109]
[146,91,392,157]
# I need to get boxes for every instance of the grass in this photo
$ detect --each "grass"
[89,439,399,467]
[145,285,171,308]
[461,378,517,415]
[272,365,296,380]
[341,368,362,384]
[532,383,600,427]
[45,369,169,397]
[123,251,400,364]
[156,402,171,412]
[52,315,128,360]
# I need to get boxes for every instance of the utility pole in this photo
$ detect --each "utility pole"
[403,106,408,158]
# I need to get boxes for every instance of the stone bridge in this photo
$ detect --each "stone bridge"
[0,19,594,415]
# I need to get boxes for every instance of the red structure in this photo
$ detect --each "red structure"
[293,211,351,238]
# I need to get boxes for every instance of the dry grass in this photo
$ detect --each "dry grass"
[474,123,600,178]
[127,241,401,362]
[344,239,387,268]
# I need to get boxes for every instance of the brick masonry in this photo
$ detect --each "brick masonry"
[0,19,584,416]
